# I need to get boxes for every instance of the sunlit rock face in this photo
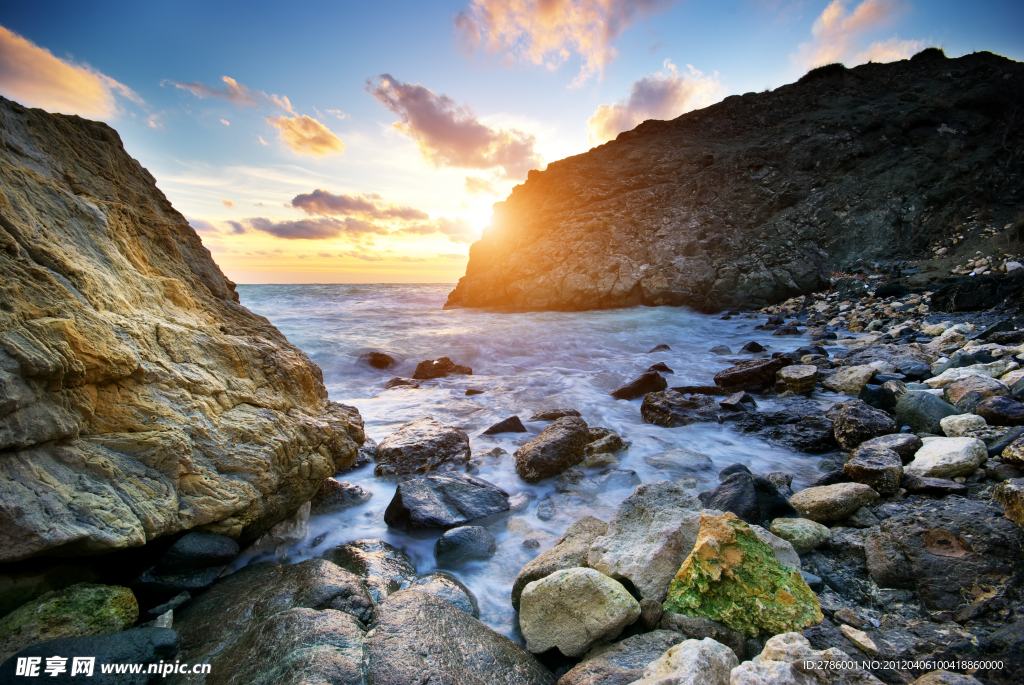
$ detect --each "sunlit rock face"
[0,97,363,563]
[447,51,1024,312]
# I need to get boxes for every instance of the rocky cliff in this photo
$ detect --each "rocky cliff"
[0,97,363,563]
[447,50,1024,312]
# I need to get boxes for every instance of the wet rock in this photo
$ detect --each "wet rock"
[895,391,960,435]
[719,391,756,411]
[663,513,822,637]
[843,446,903,495]
[648,361,675,373]
[670,385,730,396]
[511,516,607,610]
[731,632,881,685]
[769,518,831,554]
[649,344,672,353]
[482,415,527,434]
[465,388,485,396]
[374,417,471,477]
[434,526,497,566]
[904,437,986,478]
[0,627,179,685]
[765,471,795,499]
[776,364,819,393]
[130,565,225,603]
[585,433,625,457]
[629,638,737,685]
[710,345,732,355]
[975,396,1024,426]
[899,474,967,496]
[0,583,138,662]
[309,479,373,516]
[697,471,798,527]
[857,433,923,464]
[713,357,793,393]
[788,483,880,523]
[1004,435,1024,464]
[642,391,722,427]
[595,469,642,492]
[412,356,472,379]
[992,479,1024,529]
[857,383,897,412]
[589,482,702,602]
[558,630,685,685]
[841,506,880,528]
[822,365,878,396]
[364,590,554,685]
[385,376,421,389]
[944,375,1009,405]
[408,572,480,617]
[611,371,668,400]
[360,351,395,369]
[645,449,714,477]
[554,469,600,499]
[322,540,416,603]
[514,416,589,483]
[659,613,747,661]
[989,463,1023,481]
[155,532,239,575]
[384,473,510,532]
[939,413,987,437]
[730,405,838,454]
[740,341,765,353]
[519,568,640,657]
[831,400,897,450]
[809,469,852,487]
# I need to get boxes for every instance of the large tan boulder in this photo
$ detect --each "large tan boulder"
[0,98,363,562]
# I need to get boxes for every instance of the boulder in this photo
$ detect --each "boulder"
[434,526,497,566]
[322,540,416,603]
[857,432,923,464]
[514,416,589,482]
[821,365,878,396]
[529,408,582,421]
[696,471,798,527]
[944,374,1010,405]
[730,632,883,685]
[895,391,960,435]
[610,371,668,400]
[383,473,510,532]
[642,391,722,427]
[412,356,472,379]
[365,590,554,685]
[519,568,640,657]
[904,437,987,478]
[713,357,793,393]
[374,417,471,476]
[0,583,138,663]
[940,413,987,437]
[629,638,737,685]
[843,446,903,495]
[360,351,396,369]
[511,516,607,610]
[775,364,818,393]
[482,415,527,434]
[769,517,831,554]
[831,400,897,450]
[588,482,703,602]
[557,630,685,685]
[662,513,822,637]
[740,341,765,353]
[992,479,1024,529]
[309,479,373,516]
[407,572,480,617]
[975,396,1024,426]
[644,449,715,477]
[788,483,879,523]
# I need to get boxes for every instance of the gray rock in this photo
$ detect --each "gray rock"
[374,417,471,477]
[511,516,607,610]
[831,400,897,450]
[529,408,581,421]
[710,345,732,355]
[904,437,986,479]
[976,396,1024,427]
[364,590,553,685]
[558,630,685,685]
[155,532,239,575]
[555,468,602,500]
[731,632,880,684]
[857,433,923,464]
[309,479,372,516]
[660,612,747,661]
[843,446,903,495]
[630,637,738,685]
[514,416,589,483]
[434,526,497,566]
[895,391,960,436]
[644,449,715,476]
[944,374,1009,405]
[321,540,416,603]
[384,473,509,532]
[788,483,880,523]
[408,572,480,618]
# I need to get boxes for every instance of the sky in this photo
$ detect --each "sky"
[1,1,1022,284]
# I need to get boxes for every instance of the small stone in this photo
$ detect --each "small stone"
[482,415,527,434]
[740,341,765,353]
[840,624,878,655]
[975,396,1024,426]
[857,433,923,464]
[821,365,877,396]
[610,371,668,400]
[375,417,471,476]
[412,356,472,379]
[629,638,738,685]
[788,483,880,523]
[831,400,897,450]
[433,526,497,566]
[649,344,672,353]
[714,357,793,393]
[1003,436,1024,464]
[904,437,987,479]
[900,474,967,495]
[843,446,903,495]
[776,364,819,393]
[529,407,582,421]
[939,413,987,437]
[769,517,830,553]
[360,351,395,369]
[514,416,590,482]
[992,479,1024,529]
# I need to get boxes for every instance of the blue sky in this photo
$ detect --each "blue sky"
[1,0,1022,282]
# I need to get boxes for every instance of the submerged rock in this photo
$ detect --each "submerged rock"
[374,417,471,476]
[434,526,497,566]
[321,539,416,603]
[482,415,527,434]
[610,371,668,400]
[642,391,722,427]
[360,351,396,369]
[662,512,822,638]
[309,479,373,516]
[514,416,589,482]
[511,516,607,610]
[408,572,480,618]
[383,473,510,532]
[412,356,472,379]
[529,408,582,421]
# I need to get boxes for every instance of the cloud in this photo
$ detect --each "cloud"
[220,118,230,126]
[325,109,349,120]
[258,135,268,145]
[587,60,722,144]
[0,25,142,119]
[455,0,676,86]
[437,253,468,259]
[291,189,429,221]
[367,74,542,179]
[186,217,219,234]
[242,216,388,240]
[340,250,386,261]
[399,217,479,244]
[166,75,296,114]
[464,176,497,194]
[266,114,345,157]
[793,0,921,69]
[221,199,234,208]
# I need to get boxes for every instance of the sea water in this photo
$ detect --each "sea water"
[230,283,835,638]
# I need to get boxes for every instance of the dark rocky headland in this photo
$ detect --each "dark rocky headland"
[3,49,1024,685]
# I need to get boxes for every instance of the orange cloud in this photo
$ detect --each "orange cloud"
[464,176,497,194]
[166,75,297,114]
[222,199,234,208]
[0,24,141,119]
[266,114,345,157]
[455,0,676,85]
[368,74,542,179]
[587,60,722,144]
[793,0,922,69]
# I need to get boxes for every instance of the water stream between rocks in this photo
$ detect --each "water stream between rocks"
[228,283,843,639]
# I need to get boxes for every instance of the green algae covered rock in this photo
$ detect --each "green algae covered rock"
[0,583,138,662]
[662,512,822,638]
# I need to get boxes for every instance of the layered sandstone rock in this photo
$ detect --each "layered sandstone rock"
[447,51,1024,312]
[0,97,363,563]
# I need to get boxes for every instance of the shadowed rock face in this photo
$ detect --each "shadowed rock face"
[446,51,1024,312]
[0,97,364,563]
